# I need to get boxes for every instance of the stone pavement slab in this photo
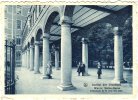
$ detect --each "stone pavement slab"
[15,67,132,94]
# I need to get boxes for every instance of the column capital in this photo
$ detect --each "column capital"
[81,38,88,44]
[30,45,34,48]
[34,41,40,45]
[43,33,50,39]
[113,27,123,36]
[60,16,73,25]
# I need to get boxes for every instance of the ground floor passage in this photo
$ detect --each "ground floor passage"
[15,67,132,94]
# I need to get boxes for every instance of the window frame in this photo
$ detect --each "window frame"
[16,19,22,30]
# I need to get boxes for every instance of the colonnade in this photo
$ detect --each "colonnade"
[22,21,126,91]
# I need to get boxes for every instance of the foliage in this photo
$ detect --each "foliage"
[87,23,114,63]
[72,16,132,67]
[123,16,132,62]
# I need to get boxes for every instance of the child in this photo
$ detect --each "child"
[97,61,102,79]
[47,61,52,79]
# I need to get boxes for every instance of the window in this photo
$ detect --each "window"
[17,20,21,29]
[16,38,21,45]
[5,18,8,28]
[5,6,7,13]
[8,5,12,13]
[16,5,22,14]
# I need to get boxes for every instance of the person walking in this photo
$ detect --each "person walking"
[97,61,102,79]
[81,63,85,76]
[77,62,81,76]
[77,62,85,76]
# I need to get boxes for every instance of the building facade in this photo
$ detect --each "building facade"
[5,5,30,67]
[21,5,132,91]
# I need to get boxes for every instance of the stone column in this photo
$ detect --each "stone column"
[27,48,30,69]
[24,51,26,67]
[24,52,25,67]
[28,48,30,69]
[42,33,50,79]
[21,52,23,67]
[112,27,126,83]
[82,38,89,76]
[57,16,75,91]
[25,51,27,67]
[55,48,60,70]
[25,50,27,67]
[27,49,28,68]
[34,41,40,74]
[22,52,24,67]
[30,45,34,71]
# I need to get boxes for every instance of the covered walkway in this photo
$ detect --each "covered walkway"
[15,67,132,94]
[20,5,132,93]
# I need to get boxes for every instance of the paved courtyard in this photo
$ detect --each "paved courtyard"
[15,67,132,94]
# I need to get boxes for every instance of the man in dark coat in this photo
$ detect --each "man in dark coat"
[77,62,85,76]
[77,62,81,76]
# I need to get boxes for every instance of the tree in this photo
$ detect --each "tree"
[87,23,114,65]
[123,16,132,63]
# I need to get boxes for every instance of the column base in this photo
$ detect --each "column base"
[34,71,41,74]
[55,67,60,70]
[30,69,34,71]
[57,84,76,91]
[112,78,127,84]
[84,72,90,76]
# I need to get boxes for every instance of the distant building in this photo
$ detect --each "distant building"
[5,5,30,67]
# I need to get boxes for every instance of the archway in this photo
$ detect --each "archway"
[34,28,43,74]
[42,7,61,79]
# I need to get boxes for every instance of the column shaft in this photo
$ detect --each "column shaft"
[112,27,126,83]
[25,50,28,68]
[30,45,34,71]
[24,51,26,67]
[82,38,89,75]
[58,18,75,91]
[55,50,60,70]
[27,49,30,69]
[25,51,27,67]
[26,50,28,68]
[22,53,24,67]
[34,42,40,74]
[42,34,50,79]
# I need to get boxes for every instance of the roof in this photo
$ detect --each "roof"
[49,5,128,41]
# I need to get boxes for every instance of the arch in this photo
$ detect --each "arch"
[42,6,62,34]
[35,28,43,41]
[30,37,35,45]
[44,11,59,33]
